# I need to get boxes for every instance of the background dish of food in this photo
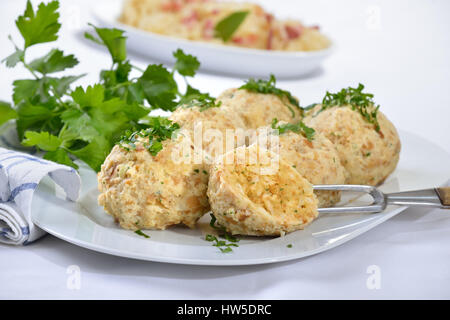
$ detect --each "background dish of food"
[92,1,334,78]
[119,0,330,52]
[30,130,450,265]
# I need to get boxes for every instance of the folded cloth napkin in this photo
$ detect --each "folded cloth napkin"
[0,147,81,245]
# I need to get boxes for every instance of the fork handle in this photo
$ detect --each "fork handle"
[386,187,450,209]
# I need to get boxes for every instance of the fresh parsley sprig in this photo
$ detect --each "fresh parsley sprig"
[2,0,218,172]
[312,84,381,132]
[271,118,315,141]
[239,74,301,118]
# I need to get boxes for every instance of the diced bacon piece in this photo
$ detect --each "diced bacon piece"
[247,34,259,43]
[232,34,259,45]
[265,13,274,24]
[203,19,214,39]
[285,24,303,39]
[161,0,182,12]
[211,9,220,15]
[267,28,273,50]
[182,10,199,26]
[232,36,244,44]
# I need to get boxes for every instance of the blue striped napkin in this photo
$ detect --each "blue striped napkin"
[0,147,81,245]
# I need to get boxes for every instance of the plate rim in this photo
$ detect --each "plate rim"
[30,129,450,266]
[33,206,407,266]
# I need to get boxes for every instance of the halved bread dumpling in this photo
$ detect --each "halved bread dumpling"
[250,124,348,207]
[207,144,319,236]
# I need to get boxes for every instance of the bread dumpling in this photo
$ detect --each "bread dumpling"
[304,105,401,185]
[207,144,318,236]
[98,131,209,230]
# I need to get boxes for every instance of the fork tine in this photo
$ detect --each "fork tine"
[313,185,386,214]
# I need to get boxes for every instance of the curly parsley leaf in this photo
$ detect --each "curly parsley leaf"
[29,49,78,74]
[271,118,315,141]
[240,74,300,117]
[214,11,249,42]
[173,49,200,77]
[15,0,61,49]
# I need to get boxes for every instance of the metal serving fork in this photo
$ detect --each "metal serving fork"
[314,185,450,214]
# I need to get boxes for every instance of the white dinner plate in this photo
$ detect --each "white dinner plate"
[91,2,334,78]
[31,130,450,266]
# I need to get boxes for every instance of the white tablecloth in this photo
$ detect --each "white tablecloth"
[1,0,449,299]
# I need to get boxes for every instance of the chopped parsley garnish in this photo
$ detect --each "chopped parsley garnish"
[118,117,180,156]
[135,230,150,238]
[179,85,221,111]
[271,118,315,141]
[214,11,249,42]
[206,214,240,253]
[205,234,239,253]
[287,244,293,248]
[313,84,381,132]
[240,74,301,118]
[2,1,216,172]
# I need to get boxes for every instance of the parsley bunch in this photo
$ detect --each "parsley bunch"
[271,118,315,141]
[1,0,216,172]
[239,74,301,117]
[313,84,381,132]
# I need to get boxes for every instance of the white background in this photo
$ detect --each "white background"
[0,0,449,299]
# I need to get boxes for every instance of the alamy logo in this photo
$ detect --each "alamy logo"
[366,5,382,31]
[66,265,81,290]
[366,265,381,290]
[170,123,280,175]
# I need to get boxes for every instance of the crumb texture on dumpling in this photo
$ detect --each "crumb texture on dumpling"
[304,105,401,185]
[251,124,347,207]
[217,88,302,129]
[207,144,318,236]
[98,134,209,230]
[169,105,246,160]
